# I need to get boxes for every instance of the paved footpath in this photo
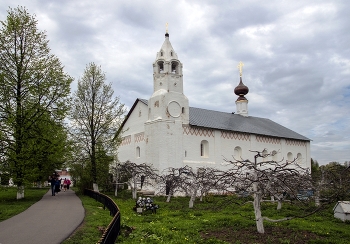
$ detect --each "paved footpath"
[0,189,85,244]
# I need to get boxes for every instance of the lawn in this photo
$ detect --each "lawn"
[2,186,350,244]
[0,186,48,221]
[109,191,350,244]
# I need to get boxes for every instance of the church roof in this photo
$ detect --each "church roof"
[136,99,310,141]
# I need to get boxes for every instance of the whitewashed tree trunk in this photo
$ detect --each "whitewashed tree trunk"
[93,183,99,192]
[277,200,282,210]
[315,188,320,207]
[189,187,198,208]
[114,181,118,197]
[166,194,172,202]
[132,175,137,199]
[253,181,264,233]
[17,186,24,199]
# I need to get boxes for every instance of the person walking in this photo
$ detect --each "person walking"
[60,178,64,189]
[49,173,57,196]
[67,179,71,190]
[55,177,61,194]
[63,178,68,192]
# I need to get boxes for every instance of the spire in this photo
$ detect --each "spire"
[234,61,249,116]
[156,24,178,61]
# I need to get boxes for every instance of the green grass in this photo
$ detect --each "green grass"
[62,194,113,244]
[110,192,350,243]
[2,187,350,244]
[0,186,48,221]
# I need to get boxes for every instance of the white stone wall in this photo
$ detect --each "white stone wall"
[118,107,311,172]
[181,127,311,170]
[118,101,148,164]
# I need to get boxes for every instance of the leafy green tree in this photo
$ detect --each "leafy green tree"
[70,63,125,192]
[0,7,72,198]
[319,162,350,201]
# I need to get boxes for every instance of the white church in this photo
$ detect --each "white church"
[117,31,311,174]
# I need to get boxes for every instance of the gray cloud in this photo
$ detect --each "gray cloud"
[1,0,349,165]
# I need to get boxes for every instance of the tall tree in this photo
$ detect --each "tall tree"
[70,63,125,191]
[0,7,72,198]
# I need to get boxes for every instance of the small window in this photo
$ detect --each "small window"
[234,146,242,159]
[182,107,184,113]
[170,51,173,56]
[297,153,302,163]
[185,150,187,157]
[272,150,277,161]
[160,51,163,56]
[287,152,293,162]
[200,140,209,157]
[262,149,268,161]
[136,147,140,158]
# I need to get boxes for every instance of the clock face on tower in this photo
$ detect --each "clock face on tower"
[167,101,181,118]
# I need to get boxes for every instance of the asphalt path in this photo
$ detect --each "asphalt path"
[0,189,85,244]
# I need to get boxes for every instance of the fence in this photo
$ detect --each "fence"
[84,189,121,244]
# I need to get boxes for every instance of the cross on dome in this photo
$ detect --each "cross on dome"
[237,61,244,77]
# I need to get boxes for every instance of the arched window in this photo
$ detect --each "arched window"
[287,152,293,162]
[157,61,164,73]
[136,147,140,158]
[200,140,209,157]
[170,51,173,56]
[182,107,185,113]
[160,51,163,56]
[171,61,178,74]
[234,146,242,159]
[272,150,277,161]
[262,149,268,161]
[297,153,302,163]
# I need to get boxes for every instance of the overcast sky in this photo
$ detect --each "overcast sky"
[1,0,349,165]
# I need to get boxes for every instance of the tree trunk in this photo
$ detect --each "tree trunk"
[315,188,320,207]
[189,188,197,208]
[17,186,24,200]
[166,194,172,202]
[253,182,264,233]
[93,183,99,192]
[132,175,137,199]
[114,181,118,197]
[277,200,282,210]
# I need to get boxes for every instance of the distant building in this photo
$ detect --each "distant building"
[56,169,71,181]
[117,31,311,174]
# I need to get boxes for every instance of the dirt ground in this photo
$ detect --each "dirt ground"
[200,226,324,244]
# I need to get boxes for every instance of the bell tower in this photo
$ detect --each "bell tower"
[147,29,189,123]
[145,28,189,173]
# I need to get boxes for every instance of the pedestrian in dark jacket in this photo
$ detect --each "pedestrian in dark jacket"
[49,174,57,196]
[55,178,61,194]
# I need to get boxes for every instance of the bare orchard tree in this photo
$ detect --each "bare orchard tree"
[159,166,227,208]
[159,166,193,203]
[224,150,312,234]
[118,161,158,199]
[184,167,228,208]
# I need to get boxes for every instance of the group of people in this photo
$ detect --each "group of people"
[48,173,71,196]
